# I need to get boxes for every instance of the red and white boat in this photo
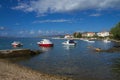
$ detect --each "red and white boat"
[37,39,53,47]
[11,41,23,47]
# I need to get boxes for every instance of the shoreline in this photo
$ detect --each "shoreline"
[0,59,72,80]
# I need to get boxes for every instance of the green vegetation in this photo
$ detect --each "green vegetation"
[73,32,82,38]
[110,22,120,40]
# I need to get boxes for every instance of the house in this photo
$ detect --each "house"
[82,32,95,37]
[97,31,110,37]
[64,34,73,39]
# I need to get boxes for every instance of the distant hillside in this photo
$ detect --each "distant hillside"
[37,34,65,38]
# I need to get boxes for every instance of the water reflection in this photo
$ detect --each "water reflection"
[39,47,53,52]
[111,57,120,74]
[63,45,76,50]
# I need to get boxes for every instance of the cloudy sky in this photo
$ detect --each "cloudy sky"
[0,0,120,37]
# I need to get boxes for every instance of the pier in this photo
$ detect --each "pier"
[0,49,42,58]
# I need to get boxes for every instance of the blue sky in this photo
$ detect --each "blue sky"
[0,0,120,37]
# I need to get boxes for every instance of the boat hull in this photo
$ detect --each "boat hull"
[12,44,23,47]
[38,44,53,47]
[62,43,76,46]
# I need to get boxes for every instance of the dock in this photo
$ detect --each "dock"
[0,49,42,58]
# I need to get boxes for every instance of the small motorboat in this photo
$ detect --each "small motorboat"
[37,39,53,47]
[83,39,95,43]
[62,39,76,46]
[103,39,111,43]
[11,41,23,47]
[87,40,95,43]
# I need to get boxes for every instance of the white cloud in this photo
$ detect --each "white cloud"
[12,0,120,15]
[29,30,35,34]
[89,13,102,17]
[33,19,72,23]
[0,32,8,36]
[0,26,5,30]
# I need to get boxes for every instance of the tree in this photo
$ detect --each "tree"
[110,22,120,40]
[73,32,82,38]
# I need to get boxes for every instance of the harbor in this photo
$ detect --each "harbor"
[0,38,120,80]
[1,0,120,80]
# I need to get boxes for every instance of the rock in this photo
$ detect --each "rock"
[94,48,101,52]
[0,49,42,58]
[95,47,120,53]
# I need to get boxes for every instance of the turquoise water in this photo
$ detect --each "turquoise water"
[1,38,120,80]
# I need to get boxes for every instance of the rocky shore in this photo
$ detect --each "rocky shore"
[0,49,42,58]
[94,45,120,53]
[0,59,72,80]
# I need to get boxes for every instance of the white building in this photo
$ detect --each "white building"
[82,32,95,37]
[97,31,110,37]
[64,34,73,39]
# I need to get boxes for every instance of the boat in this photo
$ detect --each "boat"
[87,40,95,43]
[103,39,111,43]
[62,39,76,46]
[11,41,23,47]
[83,39,95,43]
[37,39,53,47]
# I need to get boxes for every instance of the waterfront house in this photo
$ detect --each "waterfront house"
[64,34,73,39]
[82,32,95,37]
[97,31,110,37]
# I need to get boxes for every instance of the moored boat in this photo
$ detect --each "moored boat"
[37,39,53,47]
[103,39,111,43]
[83,39,95,43]
[62,39,76,46]
[11,41,23,47]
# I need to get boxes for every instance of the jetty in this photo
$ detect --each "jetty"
[0,49,42,58]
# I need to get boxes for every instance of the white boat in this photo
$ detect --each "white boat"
[83,39,89,42]
[87,40,95,43]
[37,39,53,47]
[11,41,23,47]
[83,39,95,43]
[62,40,76,45]
[103,39,111,43]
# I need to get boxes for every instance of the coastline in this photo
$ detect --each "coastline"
[0,59,72,80]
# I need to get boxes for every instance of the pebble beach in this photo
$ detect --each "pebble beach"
[0,59,72,80]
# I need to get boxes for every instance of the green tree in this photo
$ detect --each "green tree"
[110,22,120,40]
[73,32,82,38]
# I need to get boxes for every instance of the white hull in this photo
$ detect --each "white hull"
[62,40,76,46]
[62,42,76,46]
[83,39,95,43]
[103,40,111,43]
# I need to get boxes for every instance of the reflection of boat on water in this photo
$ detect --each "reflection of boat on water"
[62,40,76,46]
[63,45,75,50]
[37,39,53,47]
[11,41,23,47]
[103,39,111,43]
[40,47,53,51]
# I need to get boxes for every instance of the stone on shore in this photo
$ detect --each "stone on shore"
[94,46,120,53]
[0,59,71,80]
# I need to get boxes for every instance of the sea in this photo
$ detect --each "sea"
[0,37,120,80]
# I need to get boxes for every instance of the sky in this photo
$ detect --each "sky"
[0,0,120,37]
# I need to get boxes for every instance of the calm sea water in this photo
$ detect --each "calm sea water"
[1,38,120,80]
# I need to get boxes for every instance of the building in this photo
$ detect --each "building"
[64,34,73,39]
[82,32,95,37]
[97,31,110,37]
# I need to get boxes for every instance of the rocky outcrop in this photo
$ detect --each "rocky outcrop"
[94,46,120,53]
[0,49,42,58]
